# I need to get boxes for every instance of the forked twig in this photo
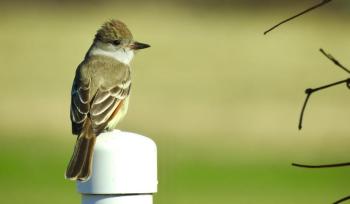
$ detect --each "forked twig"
[264,0,333,35]
[298,78,350,130]
[298,49,350,130]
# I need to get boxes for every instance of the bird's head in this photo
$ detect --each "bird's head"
[93,19,150,53]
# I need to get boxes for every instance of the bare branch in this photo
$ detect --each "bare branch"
[334,195,350,204]
[293,161,350,204]
[264,0,333,35]
[292,162,350,168]
[320,48,350,74]
[298,89,312,130]
[298,78,350,130]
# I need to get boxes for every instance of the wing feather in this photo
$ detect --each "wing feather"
[93,91,111,104]
[71,76,90,134]
[90,83,130,133]
[78,86,89,104]
[91,96,116,116]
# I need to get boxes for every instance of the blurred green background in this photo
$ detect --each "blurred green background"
[1,0,350,203]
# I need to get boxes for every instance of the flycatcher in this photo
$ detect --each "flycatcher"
[66,19,150,181]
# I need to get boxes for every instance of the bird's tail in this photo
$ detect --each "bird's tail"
[65,120,96,181]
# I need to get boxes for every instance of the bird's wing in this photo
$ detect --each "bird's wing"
[71,78,131,135]
[70,74,90,135]
[89,80,131,134]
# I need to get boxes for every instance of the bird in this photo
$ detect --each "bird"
[65,19,150,181]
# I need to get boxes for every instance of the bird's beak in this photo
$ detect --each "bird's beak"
[130,41,151,50]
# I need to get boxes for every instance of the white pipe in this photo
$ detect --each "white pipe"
[81,194,153,204]
[77,130,158,204]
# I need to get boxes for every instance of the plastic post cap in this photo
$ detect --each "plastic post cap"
[77,130,158,194]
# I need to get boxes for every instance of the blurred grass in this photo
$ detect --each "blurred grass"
[1,132,350,204]
[1,2,350,204]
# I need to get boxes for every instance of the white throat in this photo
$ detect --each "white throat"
[89,47,134,65]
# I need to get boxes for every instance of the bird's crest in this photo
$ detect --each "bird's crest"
[95,19,133,42]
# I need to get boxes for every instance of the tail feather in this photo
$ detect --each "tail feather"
[66,120,96,181]
[77,137,96,180]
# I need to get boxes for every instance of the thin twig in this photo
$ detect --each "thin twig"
[334,195,350,204]
[264,0,333,35]
[298,78,350,130]
[292,162,350,168]
[298,90,312,130]
[320,48,350,74]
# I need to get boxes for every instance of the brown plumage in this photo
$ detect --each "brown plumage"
[65,19,150,181]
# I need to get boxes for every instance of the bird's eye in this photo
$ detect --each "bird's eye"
[112,40,121,45]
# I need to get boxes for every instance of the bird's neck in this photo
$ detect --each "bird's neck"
[88,46,134,65]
